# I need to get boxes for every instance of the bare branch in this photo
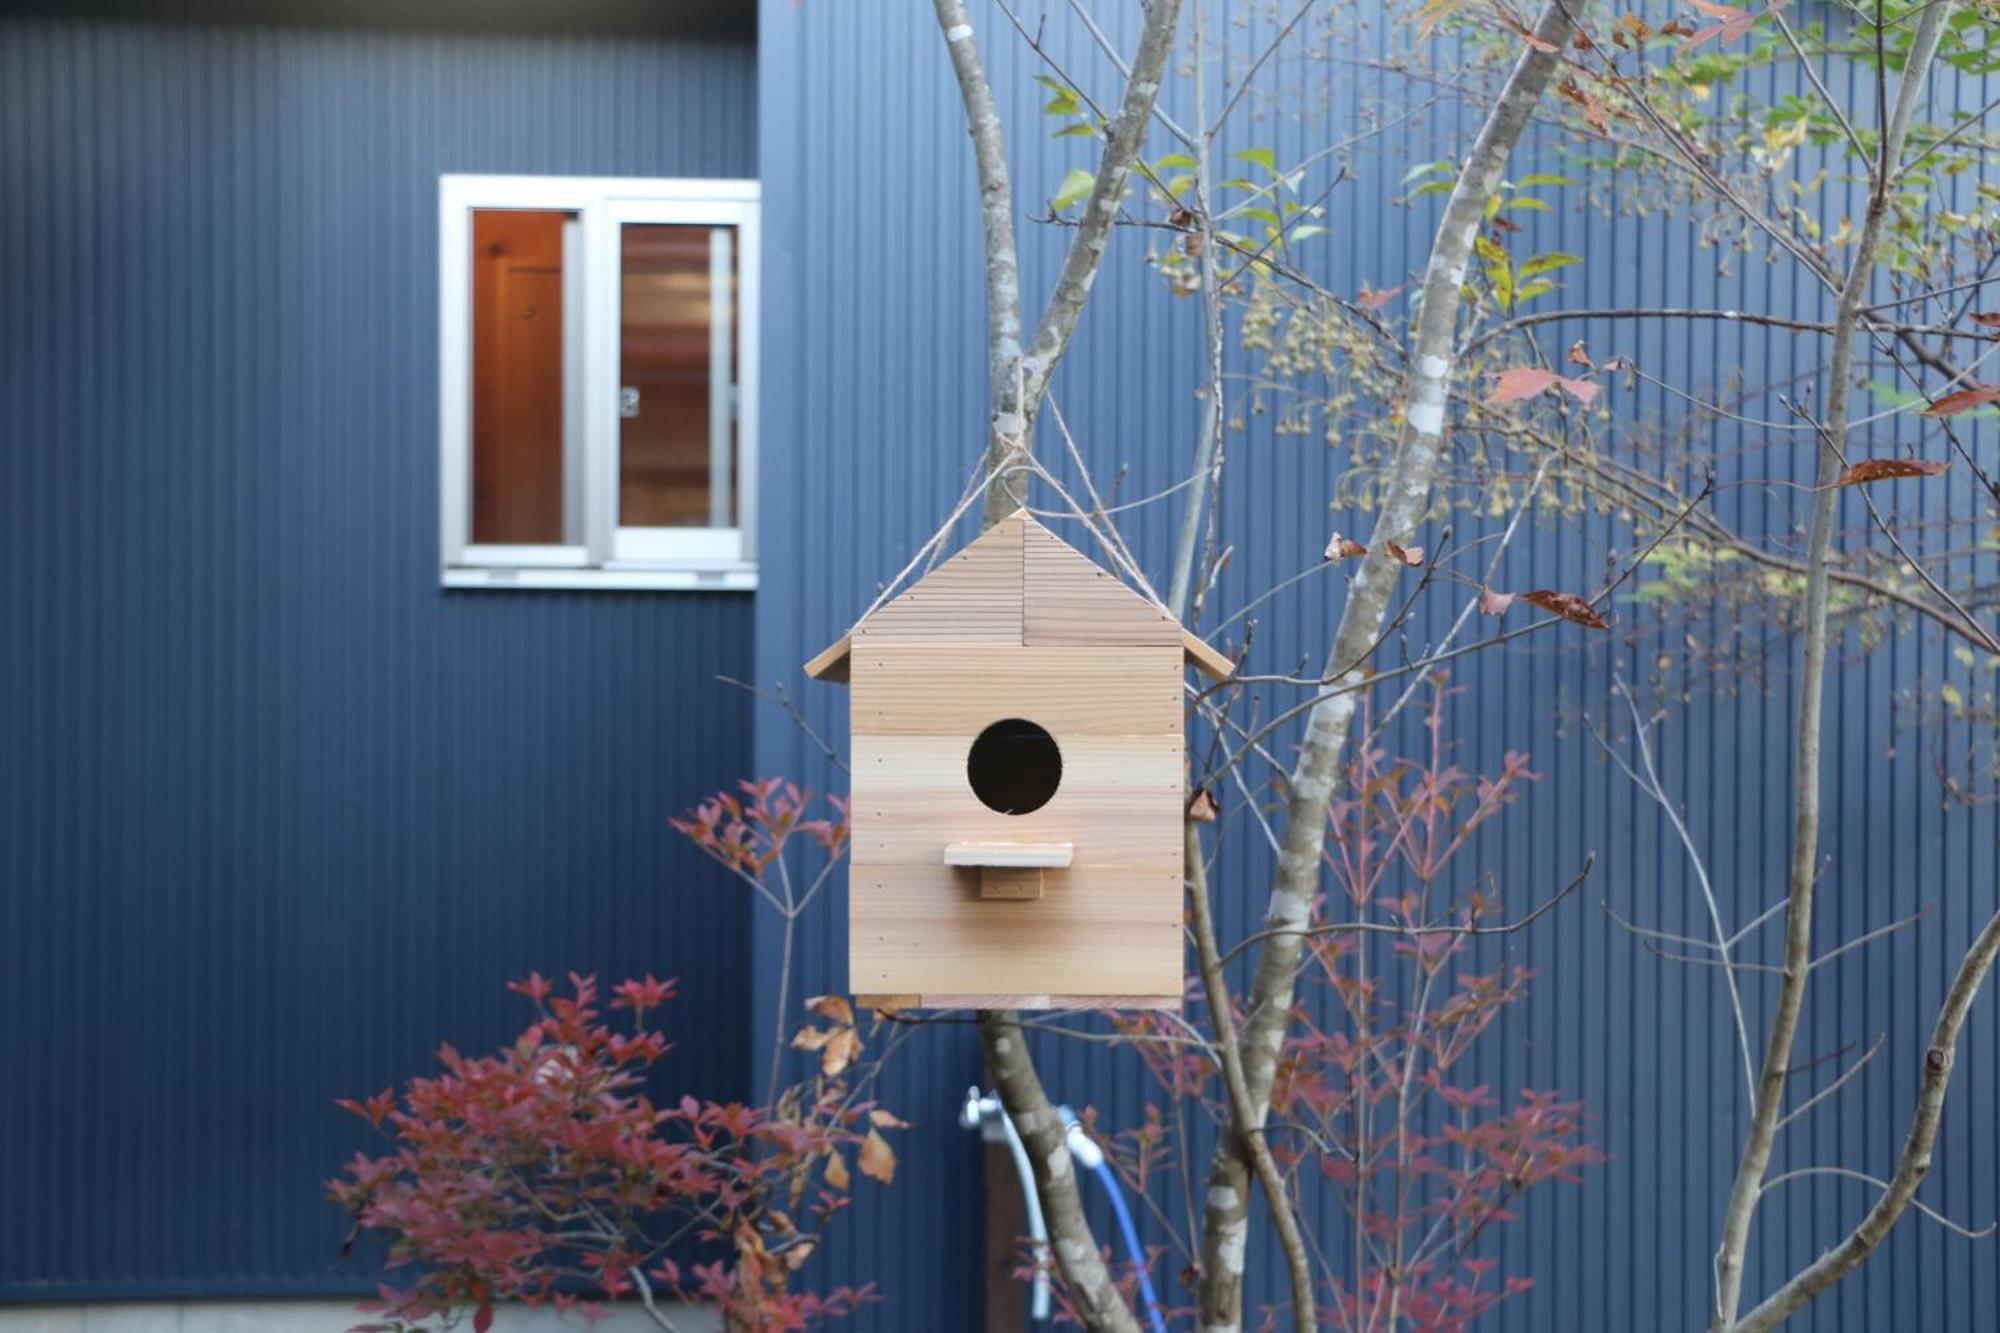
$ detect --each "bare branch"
[1776,1033,1886,1134]
[1736,902,2000,1330]
[1757,1168,1996,1241]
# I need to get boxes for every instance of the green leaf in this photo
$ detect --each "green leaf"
[1517,251,1582,278]
[1286,224,1330,242]
[1052,168,1095,210]
[1154,152,1198,171]
[1054,123,1099,139]
[1240,206,1281,228]
[1501,196,1553,212]
[1233,146,1278,174]
[1408,179,1455,199]
[1401,159,1454,185]
[1514,278,1557,303]
[1517,172,1576,188]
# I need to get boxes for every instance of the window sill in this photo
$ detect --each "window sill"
[442,564,757,592]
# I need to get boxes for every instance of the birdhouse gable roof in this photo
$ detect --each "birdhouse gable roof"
[805,510,1233,682]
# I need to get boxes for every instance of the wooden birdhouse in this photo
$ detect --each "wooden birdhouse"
[804,510,1232,1011]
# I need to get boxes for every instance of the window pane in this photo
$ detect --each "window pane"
[470,208,573,545]
[618,223,737,529]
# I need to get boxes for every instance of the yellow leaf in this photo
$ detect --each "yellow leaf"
[821,1026,860,1078]
[859,1128,897,1184]
[825,1150,851,1191]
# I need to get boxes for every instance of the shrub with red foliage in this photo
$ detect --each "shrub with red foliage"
[331,782,897,1333]
[1109,683,1600,1331]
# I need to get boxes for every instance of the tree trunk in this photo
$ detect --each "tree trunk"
[1194,5,1589,1326]
[1709,2,1961,1324]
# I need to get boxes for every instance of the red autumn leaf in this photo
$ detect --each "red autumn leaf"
[1479,586,1515,616]
[1385,541,1426,567]
[1519,589,1610,629]
[1971,312,2000,328]
[1558,376,1600,405]
[858,1129,897,1185]
[1357,282,1405,312]
[1487,366,1599,407]
[1488,367,1559,404]
[1679,0,1776,51]
[1922,384,2000,416]
[1325,532,1368,560]
[1833,457,1949,486]
[474,1302,495,1333]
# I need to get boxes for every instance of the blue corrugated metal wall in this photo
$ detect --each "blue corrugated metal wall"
[0,18,757,1299]
[755,4,1998,1331]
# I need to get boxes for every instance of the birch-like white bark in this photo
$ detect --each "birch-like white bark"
[933,0,1029,524]
[933,4,1182,1327]
[938,0,1185,524]
[1194,6,1587,1326]
[979,1011,1143,1333]
[1708,4,1958,1324]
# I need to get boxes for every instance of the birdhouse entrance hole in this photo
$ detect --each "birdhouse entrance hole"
[966,717,1062,816]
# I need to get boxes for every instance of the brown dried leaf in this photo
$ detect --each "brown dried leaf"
[1385,541,1426,567]
[1833,457,1949,486]
[1922,384,2000,416]
[806,994,855,1026]
[1188,788,1220,823]
[1567,339,1594,369]
[1520,588,1610,629]
[1479,586,1515,616]
[1971,312,2000,329]
[791,1026,830,1051]
[868,1108,912,1129]
[824,1150,851,1192]
[1324,532,1368,560]
[859,1128,897,1185]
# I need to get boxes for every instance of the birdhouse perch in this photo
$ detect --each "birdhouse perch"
[805,510,1232,1011]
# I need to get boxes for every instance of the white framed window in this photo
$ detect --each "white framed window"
[438,175,759,591]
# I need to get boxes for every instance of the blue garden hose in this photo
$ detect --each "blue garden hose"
[1084,1148,1168,1333]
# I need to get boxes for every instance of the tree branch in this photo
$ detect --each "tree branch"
[936,7,1185,1325]
[979,1011,1143,1333]
[1185,822,1318,1331]
[933,0,1029,524]
[1735,905,2000,1331]
[1194,5,1588,1327]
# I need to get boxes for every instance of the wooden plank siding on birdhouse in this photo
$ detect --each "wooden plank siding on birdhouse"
[807,510,1230,1010]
